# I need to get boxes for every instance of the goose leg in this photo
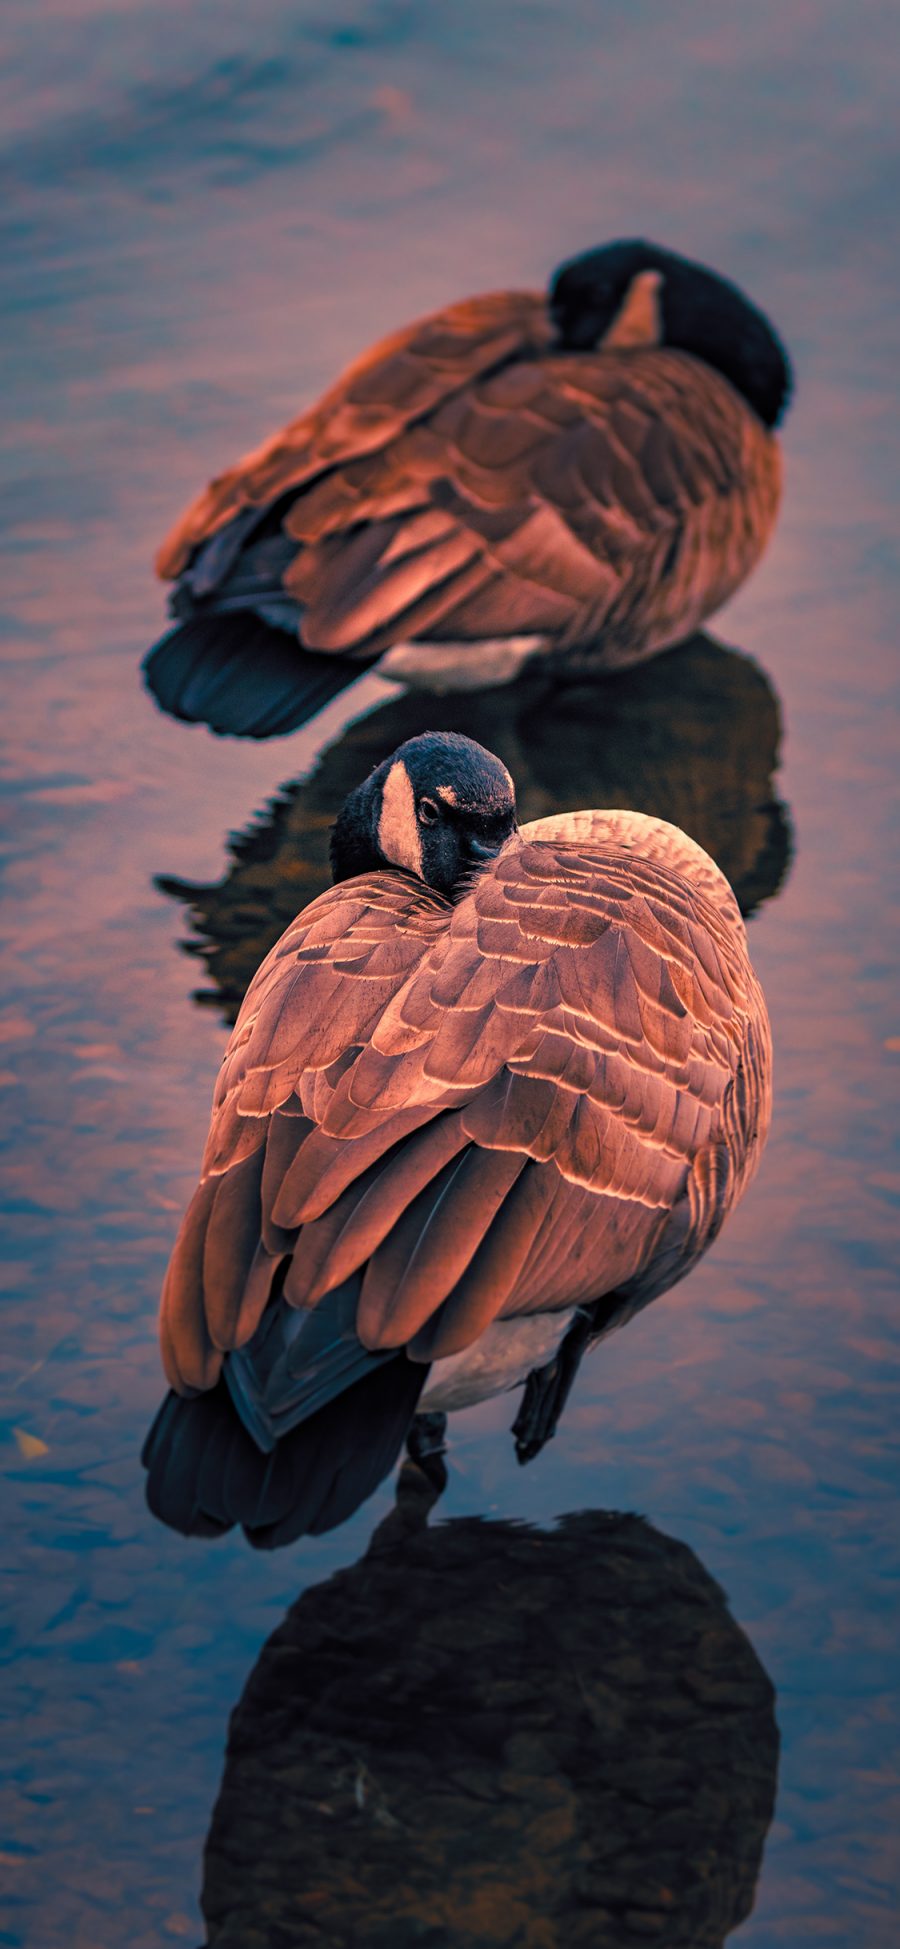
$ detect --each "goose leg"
[367,1414,450,1552]
[406,1410,449,1493]
[512,1306,598,1463]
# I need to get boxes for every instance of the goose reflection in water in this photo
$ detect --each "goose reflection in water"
[201,1462,778,1949]
[158,630,790,1026]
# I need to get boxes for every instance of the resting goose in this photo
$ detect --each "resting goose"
[143,732,772,1544]
[145,239,791,739]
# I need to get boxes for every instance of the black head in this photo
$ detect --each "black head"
[549,239,792,428]
[330,732,517,898]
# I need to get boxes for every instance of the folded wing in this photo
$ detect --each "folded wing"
[157,296,780,671]
[160,820,770,1396]
[155,291,550,582]
[284,352,778,663]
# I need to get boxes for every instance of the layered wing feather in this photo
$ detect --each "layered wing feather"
[157,290,780,670]
[160,817,770,1396]
[283,351,779,664]
[155,291,551,581]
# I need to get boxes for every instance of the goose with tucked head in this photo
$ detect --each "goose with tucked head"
[144,240,792,739]
[157,634,792,1027]
[143,732,772,1546]
[549,238,790,426]
[329,730,517,897]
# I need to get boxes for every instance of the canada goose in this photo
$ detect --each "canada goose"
[158,631,790,1024]
[202,1496,778,1947]
[143,731,772,1544]
[144,240,791,739]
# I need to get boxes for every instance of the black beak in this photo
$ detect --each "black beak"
[465,835,499,862]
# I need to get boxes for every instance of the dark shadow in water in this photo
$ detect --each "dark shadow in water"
[202,1464,778,1948]
[159,632,791,1024]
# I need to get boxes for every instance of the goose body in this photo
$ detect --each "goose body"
[145,240,791,738]
[143,735,771,1545]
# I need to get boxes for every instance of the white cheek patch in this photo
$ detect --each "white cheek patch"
[601,269,663,349]
[378,760,424,878]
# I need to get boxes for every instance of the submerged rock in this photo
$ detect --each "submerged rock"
[202,1493,778,1947]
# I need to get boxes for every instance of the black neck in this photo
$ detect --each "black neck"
[550,243,792,429]
[330,772,394,884]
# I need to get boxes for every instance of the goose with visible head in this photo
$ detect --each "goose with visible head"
[145,240,792,739]
[143,732,772,1543]
[158,630,791,1025]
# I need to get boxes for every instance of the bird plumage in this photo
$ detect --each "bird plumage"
[144,735,771,1546]
[145,242,790,736]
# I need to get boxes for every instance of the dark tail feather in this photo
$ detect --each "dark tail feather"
[143,613,367,739]
[142,1358,428,1549]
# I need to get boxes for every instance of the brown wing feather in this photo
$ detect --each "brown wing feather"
[155,291,551,579]
[297,349,779,662]
[158,302,780,673]
[159,821,770,1393]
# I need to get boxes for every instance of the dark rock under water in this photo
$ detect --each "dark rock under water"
[203,1486,777,1947]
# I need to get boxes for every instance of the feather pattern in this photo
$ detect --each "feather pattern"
[143,1353,426,1546]
[158,811,771,1412]
[152,274,783,697]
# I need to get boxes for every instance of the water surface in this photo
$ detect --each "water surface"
[2,2,899,1943]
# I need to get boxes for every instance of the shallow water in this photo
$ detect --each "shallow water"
[2,1,899,1943]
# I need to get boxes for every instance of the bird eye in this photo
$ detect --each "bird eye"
[417,797,440,826]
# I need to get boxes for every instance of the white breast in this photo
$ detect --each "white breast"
[420,1308,577,1414]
